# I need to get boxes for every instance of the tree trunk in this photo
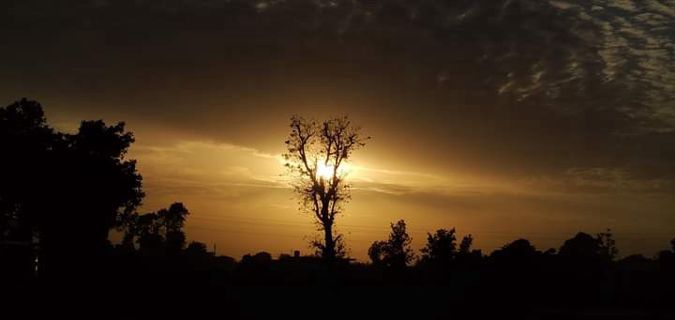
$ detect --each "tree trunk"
[323,220,335,260]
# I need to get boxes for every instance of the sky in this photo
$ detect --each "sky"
[1,0,674,260]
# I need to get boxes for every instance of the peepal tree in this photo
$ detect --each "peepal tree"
[284,116,368,260]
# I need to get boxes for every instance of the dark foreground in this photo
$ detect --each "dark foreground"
[4,249,675,320]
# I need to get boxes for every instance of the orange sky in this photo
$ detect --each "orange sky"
[2,0,675,260]
[106,121,673,261]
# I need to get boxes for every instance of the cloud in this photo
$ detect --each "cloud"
[2,0,674,191]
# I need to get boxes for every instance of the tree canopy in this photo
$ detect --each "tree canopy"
[0,98,144,277]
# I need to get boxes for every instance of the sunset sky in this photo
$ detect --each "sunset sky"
[2,0,674,260]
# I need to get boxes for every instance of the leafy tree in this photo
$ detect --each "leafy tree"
[0,99,54,243]
[368,220,415,268]
[0,99,144,277]
[185,241,208,256]
[559,230,617,262]
[121,202,190,254]
[657,238,675,268]
[491,239,539,262]
[136,213,163,252]
[283,116,368,260]
[368,240,387,266]
[559,232,598,258]
[159,202,190,253]
[421,228,457,264]
[459,234,473,255]
[597,229,618,261]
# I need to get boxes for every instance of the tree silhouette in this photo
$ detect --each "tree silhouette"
[0,98,143,278]
[657,238,675,269]
[283,116,367,260]
[597,229,618,261]
[368,220,415,268]
[0,99,53,244]
[136,213,163,252]
[368,241,387,266]
[491,238,539,262]
[559,231,617,262]
[459,234,473,255]
[185,241,208,256]
[421,228,457,264]
[120,202,190,254]
[159,202,190,253]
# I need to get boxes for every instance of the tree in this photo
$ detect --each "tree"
[0,99,144,278]
[459,234,473,255]
[420,228,457,264]
[159,202,190,253]
[53,119,143,249]
[559,232,598,258]
[368,220,415,268]
[136,213,164,253]
[283,116,368,260]
[185,241,208,256]
[120,202,190,254]
[559,231,617,262]
[597,229,618,261]
[0,99,54,245]
[491,239,539,262]
[657,238,675,268]
[368,241,387,266]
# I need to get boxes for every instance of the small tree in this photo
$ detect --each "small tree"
[284,116,368,260]
[159,202,190,253]
[597,229,618,261]
[368,241,387,266]
[459,234,473,255]
[559,230,617,262]
[368,220,415,268]
[421,228,457,264]
[121,202,190,254]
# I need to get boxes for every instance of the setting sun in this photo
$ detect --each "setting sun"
[4,1,675,318]
[316,162,335,180]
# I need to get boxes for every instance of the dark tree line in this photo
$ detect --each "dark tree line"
[367,219,622,267]
[3,99,675,319]
[0,99,193,282]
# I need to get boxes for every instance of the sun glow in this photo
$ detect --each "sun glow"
[316,162,335,180]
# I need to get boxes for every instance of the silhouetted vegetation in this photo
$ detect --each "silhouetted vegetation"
[119,202,190,255]
[2,99,675,319]
[368,219,415,268]
[283,116,368,260]
[1,98,143,281]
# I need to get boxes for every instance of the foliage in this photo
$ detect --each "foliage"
[421,228,457,264]
[368,220,415,268]
[459,234,473,255]
[559,230,618,262]
[121,202,190,254]
[0,98,144,276]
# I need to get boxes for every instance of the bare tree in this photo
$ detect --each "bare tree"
[283,116,368,260]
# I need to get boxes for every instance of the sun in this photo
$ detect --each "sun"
[316,162,335,180]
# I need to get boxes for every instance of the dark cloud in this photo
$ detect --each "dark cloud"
[1,0,674,188]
